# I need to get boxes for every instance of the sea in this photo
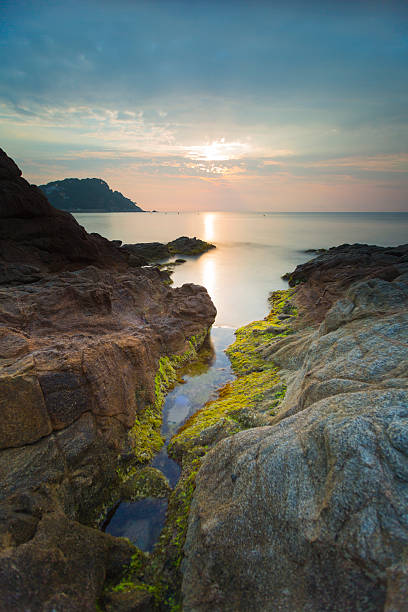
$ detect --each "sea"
[74,211,408,329]
[76,210,408,547]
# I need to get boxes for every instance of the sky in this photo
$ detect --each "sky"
[1,0,407,211]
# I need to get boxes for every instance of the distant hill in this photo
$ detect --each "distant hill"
[39,178,144,212]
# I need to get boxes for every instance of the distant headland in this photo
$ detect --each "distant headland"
[39,177,144,212]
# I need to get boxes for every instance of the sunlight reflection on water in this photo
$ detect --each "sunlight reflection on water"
[203,212,215,242]
[74,211,408,328]
[200,254,216,299]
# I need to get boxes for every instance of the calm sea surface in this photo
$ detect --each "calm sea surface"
[74,211,408,328]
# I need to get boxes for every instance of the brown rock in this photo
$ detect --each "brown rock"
[0,150,217,610]
[0,360,52,449]
[0,512,137,612]
[0,148,129,278]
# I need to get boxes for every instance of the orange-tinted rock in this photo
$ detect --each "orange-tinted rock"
[0,149,217,610]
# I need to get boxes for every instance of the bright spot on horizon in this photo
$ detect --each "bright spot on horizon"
[188,139,250,161]
[204,212,215,241]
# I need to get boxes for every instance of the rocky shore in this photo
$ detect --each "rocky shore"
[2,148,408,611]
[98,242,408,611]
[0,150,216,610]
[179,242,408,612]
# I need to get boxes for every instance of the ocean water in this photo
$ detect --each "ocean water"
[75,211,408,328]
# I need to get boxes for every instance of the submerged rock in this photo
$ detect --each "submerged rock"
[120,467,171,502]
[122,241,171,261]
[182,243,408,612]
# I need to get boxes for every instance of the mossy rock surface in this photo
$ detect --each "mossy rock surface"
[170,289,295,458]
[107,290,297,610]
[127,330,209,464]
[120,467,171,502]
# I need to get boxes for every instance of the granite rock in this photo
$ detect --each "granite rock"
[182,243,408,612]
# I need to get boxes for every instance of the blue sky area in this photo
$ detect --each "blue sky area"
[1,0,407,210]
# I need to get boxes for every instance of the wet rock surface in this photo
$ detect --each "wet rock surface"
[167,236,216,256]
[0,150,216,610]
[182,243,408,612]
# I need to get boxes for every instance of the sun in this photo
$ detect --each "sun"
[199,139,230,161]
[187,139,250,162]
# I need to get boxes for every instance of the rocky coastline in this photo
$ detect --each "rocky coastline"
[91,245,408,611]
[0,150,216,610]
[121,236,216,267]
[1,148,408,611]
[180,242,408,612]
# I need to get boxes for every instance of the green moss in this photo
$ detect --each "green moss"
[105,291,298,610]
[128,330,209,464]
[120,467,171,502]
[170,368,280,451]
[101,331,213,610]
[226,289,295,375]
[143,454,202,609]
[169,289,295,454]
[102,548,152,599]
[146,289,298,607]
[158,460,199,564]
[129,406,164,463]
[112,582,159,596]
[107,454,203,608]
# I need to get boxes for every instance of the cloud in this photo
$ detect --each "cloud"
[1,1,408,120]
[1,0,407,210]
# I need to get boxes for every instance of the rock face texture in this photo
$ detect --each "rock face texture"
[182,243,408,612]
[0,149,133,284]
[287,242,407,324]
[0,150,216,610]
